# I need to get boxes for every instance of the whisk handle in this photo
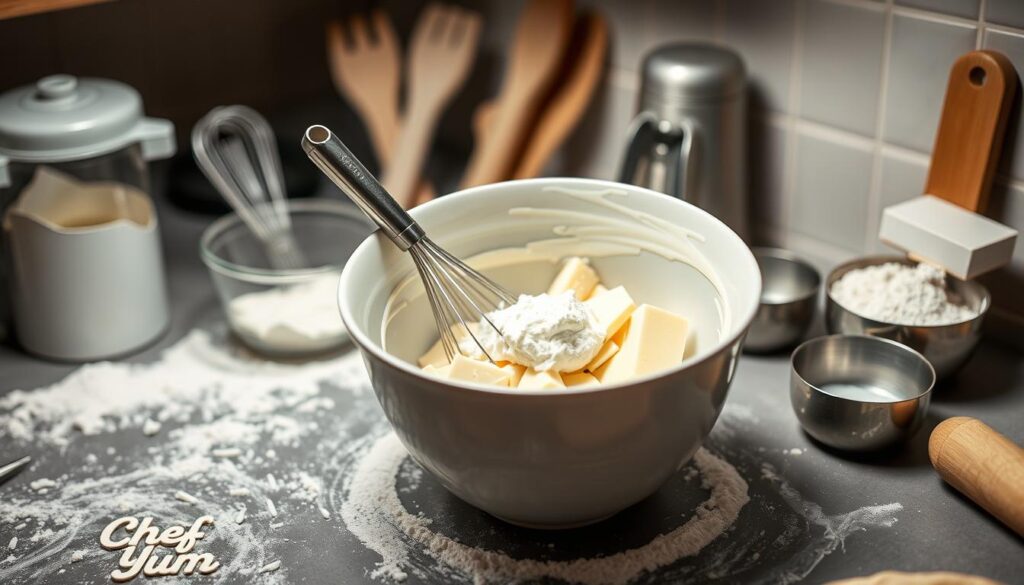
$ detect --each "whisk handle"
[301,125,424,250]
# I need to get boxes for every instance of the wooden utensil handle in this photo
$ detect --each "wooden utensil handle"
[925,50,1018,213]
[929,416,1024,536]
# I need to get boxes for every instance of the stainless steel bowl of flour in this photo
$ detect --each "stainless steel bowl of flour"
[825,256,989,380]
[201,198,375,357]
[338,178,761,528]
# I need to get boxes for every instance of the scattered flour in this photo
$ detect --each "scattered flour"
[142,419,161,436]
[228,272,348,354]
[70,550,85,563]
[29,479,56,491]
[258,560,282,574]
[339,433,749,585]
[830,262,977,325]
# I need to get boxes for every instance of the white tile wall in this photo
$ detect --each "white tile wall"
[799,0,887,136]
[550,0,1024,325]
[883,15,976,152]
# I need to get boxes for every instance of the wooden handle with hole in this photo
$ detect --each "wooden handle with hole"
[925,50,1017,213]
[929,417,1024,537]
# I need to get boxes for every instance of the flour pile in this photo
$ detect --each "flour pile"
[339,433,749,585]
[830,262,977,325]
[228,272,347,354]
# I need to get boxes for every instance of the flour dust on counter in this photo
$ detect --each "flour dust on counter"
[322,405,905,585]
[0,320,905,584]
[0,323,375,584]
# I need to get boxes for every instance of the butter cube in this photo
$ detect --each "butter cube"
[585,284,609,300]
[447,355,512,387]
[594,304,688,384]
[584,340,620,372]
[585,286,636,342]
[547,257,599,300]
[421,363,452,378]
[562,371,600,388]
[417,322,478,368]
[518,368,566,390]
[502,363,527,388]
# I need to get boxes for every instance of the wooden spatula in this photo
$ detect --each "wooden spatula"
[878,50,1019,280]
[513,12,608,179]
[384,4,482,208]
[925,50,1017,213]
[326,12,401,166]
[459,0,575,188]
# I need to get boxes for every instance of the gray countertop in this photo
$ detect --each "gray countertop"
[0,187,1022,585]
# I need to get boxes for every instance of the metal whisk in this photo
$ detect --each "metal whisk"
[193,105,307,269]
[301,124,513,363]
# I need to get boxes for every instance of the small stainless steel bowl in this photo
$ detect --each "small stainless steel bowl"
[744,248,821,353]
[824,255,989,380]
[791,335,935,451]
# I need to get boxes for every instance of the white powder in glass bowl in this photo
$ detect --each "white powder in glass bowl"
[229,272,347,354]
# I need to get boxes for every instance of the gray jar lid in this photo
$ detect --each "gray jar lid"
[0,75,175,170]
[641,44,746,104]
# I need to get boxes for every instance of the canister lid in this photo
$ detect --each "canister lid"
[0,75,175,164]
[641,44,746,104]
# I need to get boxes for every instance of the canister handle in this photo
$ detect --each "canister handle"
[0,154,9,188]
[131,118,177,161]
[618,112,660,187]
[675,118,699,203]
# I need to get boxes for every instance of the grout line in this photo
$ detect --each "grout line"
[879,143,931,164]
[864,0,897,253]
[889,5,980,29]
[983,22,1024,38]
[816,0,886,13]
[976,0,987,48]
[780,0,806,236]
[792,118,876,151]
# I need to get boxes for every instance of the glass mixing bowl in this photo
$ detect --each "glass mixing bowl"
[200,198,375,358]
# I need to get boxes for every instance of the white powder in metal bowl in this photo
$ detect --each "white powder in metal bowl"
[829,262,978,326]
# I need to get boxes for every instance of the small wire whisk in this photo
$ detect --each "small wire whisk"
[301,124,513,363]
[193,105,307,269]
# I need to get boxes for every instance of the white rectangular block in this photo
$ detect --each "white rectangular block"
[879,195,1017,280]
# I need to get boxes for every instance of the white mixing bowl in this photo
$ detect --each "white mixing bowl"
[339,178,760,528]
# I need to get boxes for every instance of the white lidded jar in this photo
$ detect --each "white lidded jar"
[0,75,176,361]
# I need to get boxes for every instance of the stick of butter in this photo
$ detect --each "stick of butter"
[417,322,478,368]
[502,363,527,388]
[447,355,512,386]
[518,368,566,390]
[547,257,599,300]
[562,371,599,388]
[583,340,619,372]
[595,304,688,384]
[421,363,453,378]
[585,286,636,342]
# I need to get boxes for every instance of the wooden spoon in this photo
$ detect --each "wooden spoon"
[459,0,574,188]
[513,12,608,179]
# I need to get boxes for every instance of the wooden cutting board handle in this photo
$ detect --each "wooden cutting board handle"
[929,417,1024,537]
[924,50,1017,213]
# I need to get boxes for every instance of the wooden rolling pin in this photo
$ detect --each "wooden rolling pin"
[929,417,1024,537]
[827,571,1004,585]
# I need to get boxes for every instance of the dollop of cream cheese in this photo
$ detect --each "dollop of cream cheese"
[472,291,603,372]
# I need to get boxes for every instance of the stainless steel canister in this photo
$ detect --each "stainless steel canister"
[620,44,747,239]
